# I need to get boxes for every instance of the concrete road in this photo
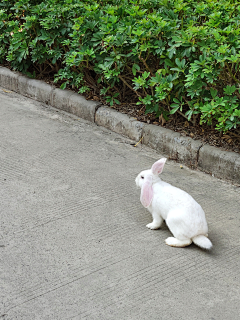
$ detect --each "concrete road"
[0,87,240,320]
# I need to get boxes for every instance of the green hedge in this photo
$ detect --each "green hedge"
[1,0,240,132]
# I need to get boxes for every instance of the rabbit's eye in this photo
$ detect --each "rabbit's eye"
[141,176,144,179]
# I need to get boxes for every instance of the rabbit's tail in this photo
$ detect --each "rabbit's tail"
[192,235,212,250]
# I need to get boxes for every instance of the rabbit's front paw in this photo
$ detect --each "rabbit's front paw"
[146,222,161,230]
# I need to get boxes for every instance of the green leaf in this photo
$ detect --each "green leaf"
[132,63,140,76]
[114,98,121,105]
[170,105,179,114]
[210,88,218,99]
[185,109,193,121]
[223,85,237,95]
[173,98,180,104]
[164,59,174,68]
[142,71,150,80]
[60,82,67,90]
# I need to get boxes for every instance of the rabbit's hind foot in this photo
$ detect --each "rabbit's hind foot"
[165,237,192,248]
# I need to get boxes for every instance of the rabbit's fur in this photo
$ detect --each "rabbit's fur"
[135,158,212,249]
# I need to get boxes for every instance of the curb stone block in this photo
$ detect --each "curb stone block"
[0,67,20,92]
[68,93,101,123]
[50,88,75,112]
[95,106,144,141]
[143,124,202,167]
[198,144,240,183]
[19,76,53,104]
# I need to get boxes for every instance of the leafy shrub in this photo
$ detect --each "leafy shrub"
[1,0,240,132]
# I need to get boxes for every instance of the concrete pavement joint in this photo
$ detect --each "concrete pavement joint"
[196,143,204,166]
[0,66,239,184]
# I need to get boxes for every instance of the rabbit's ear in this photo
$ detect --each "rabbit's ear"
[140,175,153,208]
[151,158,167,175]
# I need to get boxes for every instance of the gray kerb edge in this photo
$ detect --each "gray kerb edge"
[95,106,144,142]
[0,66,239,184]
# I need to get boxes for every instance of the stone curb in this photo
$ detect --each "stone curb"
[0,66,239,184]
[198,144,240,182]
[142,124,202,168]
[18,75,53,104]
[0,67,20,91]
[95,106,144,141]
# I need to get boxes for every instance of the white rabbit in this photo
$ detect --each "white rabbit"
[135,158,212,249]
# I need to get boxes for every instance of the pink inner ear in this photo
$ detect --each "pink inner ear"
[151,158,166,175]
[140,176,153,208]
